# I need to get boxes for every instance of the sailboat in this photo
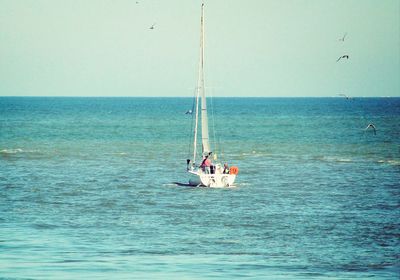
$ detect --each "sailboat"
[186,3,239,188]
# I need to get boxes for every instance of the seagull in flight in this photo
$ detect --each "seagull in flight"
[365,123,376,135]
[336,55,349,62]
[185,109,193,115]
[339,32,347,42]
[149,23,156,30]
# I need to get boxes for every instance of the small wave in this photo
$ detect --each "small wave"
[0,148,23,154]
[0,148,40,155]
[214,239,241,245]
[377,159,400,166]
[336,158,352,163]
[54,259,87,263]
[387,160,400,166]
[235,182,250,187]
[32,223,59,230]
[314,156,353,163]
[105,152,128,156]
[238,151,271,158]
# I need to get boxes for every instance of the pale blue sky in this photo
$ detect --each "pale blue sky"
[0,0,399,97]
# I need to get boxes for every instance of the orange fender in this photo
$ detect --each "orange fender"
[229,166,239,175]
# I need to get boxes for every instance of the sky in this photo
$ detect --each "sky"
[0,0,399,97]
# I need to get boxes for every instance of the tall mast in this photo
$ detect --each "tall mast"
[199,3,210,155]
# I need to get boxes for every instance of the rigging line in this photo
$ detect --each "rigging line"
[187,88,197,160]
[209,87,218,159]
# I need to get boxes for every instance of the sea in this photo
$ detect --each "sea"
[1,97,399,279]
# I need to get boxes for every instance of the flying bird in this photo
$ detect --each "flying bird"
[149,23,156,30]
[365,123,377,135]
[185,110,193,115]
[336,55,349,62]
[339,32,347,42]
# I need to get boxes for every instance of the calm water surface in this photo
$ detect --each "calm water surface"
[1,97,399,279]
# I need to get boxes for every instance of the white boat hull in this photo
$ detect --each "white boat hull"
[188,171,236,188]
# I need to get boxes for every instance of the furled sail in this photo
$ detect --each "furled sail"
[199,4,210,155]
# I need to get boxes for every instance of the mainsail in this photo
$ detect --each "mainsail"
[193,3,210,163]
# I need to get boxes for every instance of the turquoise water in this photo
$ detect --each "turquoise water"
[1,97,399,279]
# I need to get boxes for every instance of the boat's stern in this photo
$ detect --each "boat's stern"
[201,173,236,188]
[188,170,236,188]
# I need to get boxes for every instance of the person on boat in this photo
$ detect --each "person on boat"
[223,163,230,174]
[200,155,212,174]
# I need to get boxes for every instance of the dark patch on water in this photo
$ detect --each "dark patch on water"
[31,223,59,230]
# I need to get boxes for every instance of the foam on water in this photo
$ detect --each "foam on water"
[1,148,26,154]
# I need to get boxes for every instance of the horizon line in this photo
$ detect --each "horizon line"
[0,95,399,98]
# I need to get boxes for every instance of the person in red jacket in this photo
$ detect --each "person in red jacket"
[200,155,212,173]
